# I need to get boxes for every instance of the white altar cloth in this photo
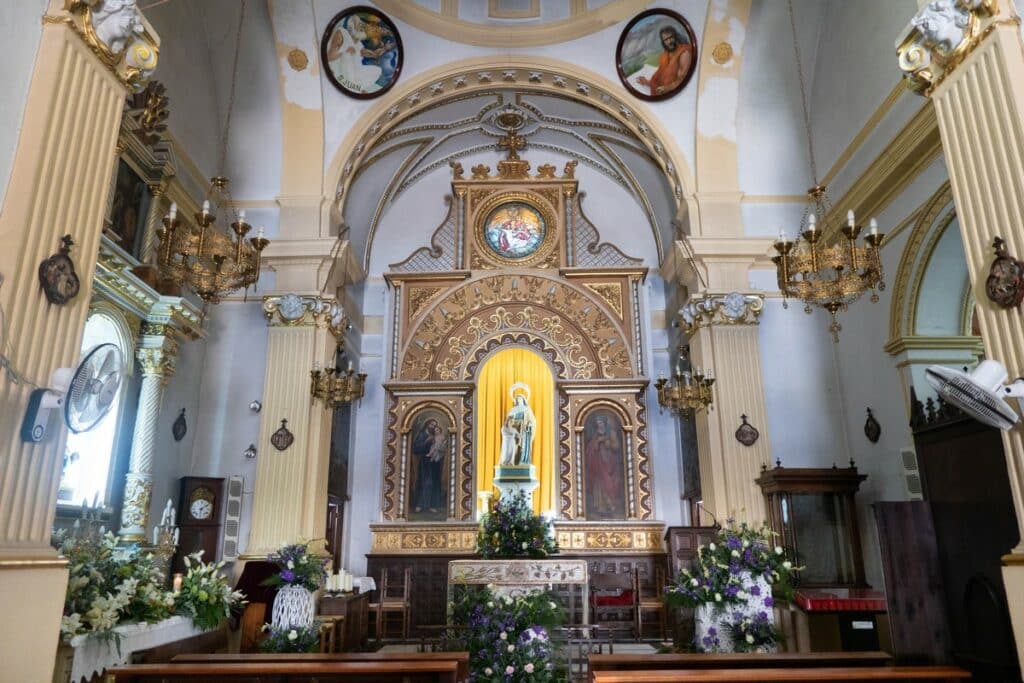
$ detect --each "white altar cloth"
[68,616,207,682]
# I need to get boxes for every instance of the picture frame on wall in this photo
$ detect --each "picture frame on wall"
[108,158,151,260]
[320,6,403,100]
[616,8,697,102]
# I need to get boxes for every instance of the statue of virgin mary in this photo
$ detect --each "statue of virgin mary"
[502,384,537,465]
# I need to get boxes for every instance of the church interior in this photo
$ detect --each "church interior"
[2,0,1024,681]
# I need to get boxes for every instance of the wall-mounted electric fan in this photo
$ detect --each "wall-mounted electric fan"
[924,360,1024,430]
[20,343,124,442]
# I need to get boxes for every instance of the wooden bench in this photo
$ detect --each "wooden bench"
[589,652,894,672]
[590,666,971,682]
[105,659,459,682]
[171,651,470,681]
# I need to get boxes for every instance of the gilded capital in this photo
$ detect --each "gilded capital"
[62,0,160,91]
[678,292,764,336]
[264,293,348,339]
[136,345,176,378]
[896,0,996,95]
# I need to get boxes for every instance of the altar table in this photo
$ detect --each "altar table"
[447,559,589,623]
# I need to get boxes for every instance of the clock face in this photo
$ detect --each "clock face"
[189,487,214,520]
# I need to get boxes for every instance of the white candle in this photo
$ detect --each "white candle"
[173,528,179,544]
[238,209,246,222]
[169,202,177,221]
[869,218,879,236]
[172,573,183,593]
[153,527,159,545]
[313,360,321,372]
[347,360,354,373]
[807,213,817,232]
[256,227,265,239]
[846,209,855,227]
[778,229,786,242]
[706,368,715,380]
[344,573,353,592]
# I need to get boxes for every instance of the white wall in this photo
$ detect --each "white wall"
[0,1,47,209]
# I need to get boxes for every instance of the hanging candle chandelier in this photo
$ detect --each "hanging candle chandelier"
[772,0,885,342]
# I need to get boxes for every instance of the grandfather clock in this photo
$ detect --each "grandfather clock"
[172,476,225,574]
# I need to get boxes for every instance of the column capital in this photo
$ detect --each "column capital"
[263,293,348,339]
[896,0,1005,96]
[49,0,161,91]
[136,345,176,378]
[678,292,765,337]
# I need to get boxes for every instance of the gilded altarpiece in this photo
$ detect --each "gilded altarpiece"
[376,155,661,559]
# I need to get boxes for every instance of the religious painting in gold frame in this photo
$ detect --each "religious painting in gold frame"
[406,407,452,522]
[581,406,629,520]
[473,193,558,267]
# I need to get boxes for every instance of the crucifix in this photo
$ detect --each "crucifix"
[497,129,526,160]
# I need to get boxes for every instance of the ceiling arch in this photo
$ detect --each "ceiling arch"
[325,56,693,272]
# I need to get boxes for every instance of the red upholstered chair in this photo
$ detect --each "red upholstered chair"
[588,571,636,638]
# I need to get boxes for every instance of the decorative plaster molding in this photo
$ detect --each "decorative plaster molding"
[263,294,348,338]
[136,345,176,378]
[57,0,160,91]
[896,0,998,95]
[678,292,764,335]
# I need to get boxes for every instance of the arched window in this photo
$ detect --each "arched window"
[59,313,129,507]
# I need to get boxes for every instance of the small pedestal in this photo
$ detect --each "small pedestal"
[493,464,538,507]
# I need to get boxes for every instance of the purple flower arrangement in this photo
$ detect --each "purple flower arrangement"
[728,609,780,652]
[446,585,564,682]
[476,490,558,559]
[664,519,798,610]
[262,542,328,592]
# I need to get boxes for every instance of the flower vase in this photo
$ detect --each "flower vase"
[694,572,775,653]
[272,585,315,629]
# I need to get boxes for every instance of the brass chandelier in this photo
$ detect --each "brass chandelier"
[311,360,367,408]
[655,360,715,414]
[155,1,268,304]
[772,0,885,342]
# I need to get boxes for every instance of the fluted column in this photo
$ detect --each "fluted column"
[118,340,177,542]
[682,293,770,524]
[0,3,158,680]
[896,0,1024,665]
[242,295,344,558]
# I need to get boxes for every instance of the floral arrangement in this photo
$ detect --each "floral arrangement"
[260,624,320,653]
[728,610,779,652]
[664,520,797,610]
[262,542,328,592]
[446,585,565,682]
[476,490,558,559]
[174,552,247,631]
[54,528,175,641]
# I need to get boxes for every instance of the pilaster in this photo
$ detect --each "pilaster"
[0,3,158,680]
[682,292,770,524]
[896,0,1024,665]
[243,294,347,557]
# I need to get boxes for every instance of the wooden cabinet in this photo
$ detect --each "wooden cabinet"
[756,466,867,587]
[319,592,371,652]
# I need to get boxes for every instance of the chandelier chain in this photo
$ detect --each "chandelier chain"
[217,0,248,180]
[787,0,819,185]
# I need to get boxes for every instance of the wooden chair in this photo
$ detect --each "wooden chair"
[634,565,666,641]
[589,571,637,638]
[370,567,412,641]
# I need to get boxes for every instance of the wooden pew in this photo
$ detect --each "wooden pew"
[171,651,470,681]
[589,652,894,672]
[590,666,971,682]
[105,659,459,682]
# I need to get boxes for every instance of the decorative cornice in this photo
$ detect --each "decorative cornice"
[263,294,347,338]
[56,0,160,91]
[678,292,764,335]
[883,334,984,356]
[896,0,998,96]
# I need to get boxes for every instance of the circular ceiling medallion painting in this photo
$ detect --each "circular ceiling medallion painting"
[321,6,403,99]
[483,202,546,261]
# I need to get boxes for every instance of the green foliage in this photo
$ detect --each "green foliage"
[448,586,566,682]
[476,491,558,559]
[53,528,175,641]
[173,552,247,631]
[261,542,328,592]
[260,624,320,653]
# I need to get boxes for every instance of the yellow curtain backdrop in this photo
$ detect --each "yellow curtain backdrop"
[477,348,555,515]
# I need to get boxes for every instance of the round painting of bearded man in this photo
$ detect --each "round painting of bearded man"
[321,6,403,99]
[483,202,546,261]
[616,8,697,101]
